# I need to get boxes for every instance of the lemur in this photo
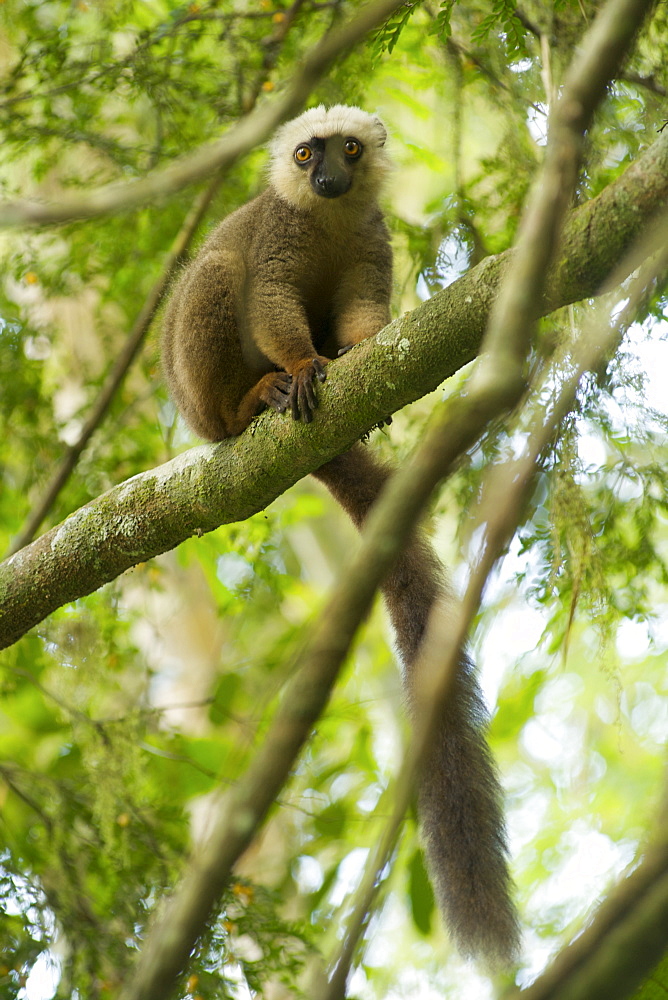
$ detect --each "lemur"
[162,104,519,964]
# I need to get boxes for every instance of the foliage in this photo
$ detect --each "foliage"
[0,1,667,999]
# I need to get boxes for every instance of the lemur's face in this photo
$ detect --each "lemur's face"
[268,104,389,211]
[292,133,364,199]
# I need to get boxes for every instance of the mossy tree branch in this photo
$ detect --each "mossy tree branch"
[1,124,667,651]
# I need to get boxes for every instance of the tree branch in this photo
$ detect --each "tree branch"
[120,185,663,1000]
[0,126,667,651]
[118,359,477,1000]
[0,0,404,228]
[315,0,660,982]
[320,232,668,999]
[121,138,668,1000]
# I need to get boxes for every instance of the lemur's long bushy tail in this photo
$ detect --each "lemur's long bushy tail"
[312,444,519,964]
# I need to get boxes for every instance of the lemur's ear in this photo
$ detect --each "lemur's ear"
[372,117,388,146]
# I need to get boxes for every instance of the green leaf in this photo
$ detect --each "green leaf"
[408,848,435,935]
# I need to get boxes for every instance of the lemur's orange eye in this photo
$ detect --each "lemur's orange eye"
[343,138,361,157]
[294,145,312,163]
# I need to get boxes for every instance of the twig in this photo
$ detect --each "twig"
[0,0,405,227]
[6,664,108,736]
[444,33,545,115]
[620,71,668,97]
[0,764,54,828]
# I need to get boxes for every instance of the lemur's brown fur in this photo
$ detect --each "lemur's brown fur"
[162,105,519,963]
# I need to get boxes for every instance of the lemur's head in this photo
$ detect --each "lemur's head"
[269,104,390,211]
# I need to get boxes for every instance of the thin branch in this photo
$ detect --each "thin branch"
[1,125,667,652]
[315,615,457,998]
[514,7,543,40]
[0,765,53,829]
[513,828,668,1000]
[0,0,405,228]
[6,664,108,735]
[316,0,659,985]
[247,0,311,99]
[476,0,655,381]
[444,33,545,115]
[117,406,462,1000]
[7,0,307,556]
[7,177,222,555]
[620,71,668,97]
